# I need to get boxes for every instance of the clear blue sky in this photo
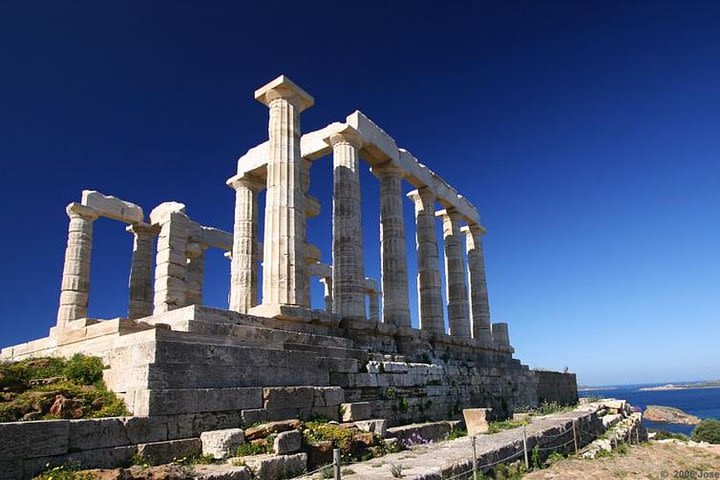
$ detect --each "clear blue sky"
[1,1,718,386]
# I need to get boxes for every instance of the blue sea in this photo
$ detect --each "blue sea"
[579,384,720,436]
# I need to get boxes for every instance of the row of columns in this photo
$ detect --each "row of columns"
[227,76,495,342]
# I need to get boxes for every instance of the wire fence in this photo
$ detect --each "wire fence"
[298,418,641,479]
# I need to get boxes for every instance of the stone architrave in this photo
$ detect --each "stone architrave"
[254,75,313,309]
[407,188,444,334]
[437,209,471,338]
[227,174,263,314]
[150,202,190,313]
[185,242,207,306]
[57,203,99,324]
[462,224,492,342]
[326,125,366,318]
[372,162,411,327]
[126,223,157,319]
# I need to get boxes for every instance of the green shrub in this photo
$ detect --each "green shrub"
[488,418,529,434]
[692,419,720,444]
[34,464,93,480]
[63,354,104,385]
[652,430,689,441]
[236,442,268,456]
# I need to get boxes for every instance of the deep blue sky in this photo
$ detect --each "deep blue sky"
[1,1,718,386]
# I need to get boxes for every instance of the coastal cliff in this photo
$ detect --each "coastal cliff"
[644,405,701,425]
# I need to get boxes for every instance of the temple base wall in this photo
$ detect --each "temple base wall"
[1,306,575,425]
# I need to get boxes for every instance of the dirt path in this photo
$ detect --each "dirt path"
[523,441,720,480]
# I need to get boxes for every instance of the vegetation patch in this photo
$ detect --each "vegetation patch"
[488,418,530,434]
[692,419,720,444]
[0,354,128,422]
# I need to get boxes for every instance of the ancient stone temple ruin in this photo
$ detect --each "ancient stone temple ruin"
[2,76,576,428]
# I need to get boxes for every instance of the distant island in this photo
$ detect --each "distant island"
[578,385,618,392]
[638,380,720,392]
[643,405,701,425]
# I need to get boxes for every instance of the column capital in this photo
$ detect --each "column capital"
[186,242,208,259]
[407,187,436,207]
[460,223,487,238]
[66,202,99,221]
[371,161,405,179]
[126,223,160,236]
[226,173,265,191]
[324,125,364,149]
[435,208,464,223]
[254,75,314,112]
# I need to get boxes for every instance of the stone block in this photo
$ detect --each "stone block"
[136,388,262,415]
[68,418,129,451]
[314,387,345,407]
[463,408,492,435]
[242,452,307,480]
[354,418,388,437]
[263,387,315,411]
[193,464,252,480]
[340,402,372,422]
[387,421,452,445]
[137,438,202,465]
[273,430,301,455]
[0,460,22,480]
[201,428,245,459]
[0,420,70,459]
[244,420,302,441]
[123,416,168,444]
[241,409,268,426]
[81,190,144,224]
[383,362,409,373]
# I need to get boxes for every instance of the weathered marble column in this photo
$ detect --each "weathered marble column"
[327,126,366,318]
[319,277,333,312]
[492,322,511,348]
[372,163,411,327]
[126,223,157,319]
[254,76,313,308]
[437,209,471,338]
[462,224,492,342]
[368,291,380,323]
[407,188,444,334]
[185,242,207,306]
[227,175,263,313]
[57,203,99,324]
[150,202,190,313]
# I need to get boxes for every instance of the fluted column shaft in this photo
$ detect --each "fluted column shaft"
[373,164,411,327]
[319,277,333,312]
[127,223,157,319]
[408,189,444,334]
[368,292,380,323]
[463,224,492,342]
[329,128,365,318]
[228,177,262,313]
[185,243,206,306]
[57,203,98,325]
[438,210,471,338]
[152,210,190,313]
[260,95,308,307]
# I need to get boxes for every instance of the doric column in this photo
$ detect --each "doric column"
[227,175,263,313]
[492,322,511,348]
[326,125,366,318]
[319,277,333,312]
[437,209,471,338]
[150,202,190,313]
[368,291,380,323]
[57,203,98,325]
[126,223,157,319]
[254,76,313,308]
[185,242,207,306]
[407,188,444,334]
[462,224,492,342]
[372,163,411,327]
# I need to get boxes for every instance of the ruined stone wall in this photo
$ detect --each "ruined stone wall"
[534,370,578,405]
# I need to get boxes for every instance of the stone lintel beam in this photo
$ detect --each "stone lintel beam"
[81,190,144,224]
[308,262,332,279]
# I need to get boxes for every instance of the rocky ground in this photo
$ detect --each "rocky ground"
[524,440,720,480]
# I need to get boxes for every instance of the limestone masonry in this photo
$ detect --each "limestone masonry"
[1,75,576,462]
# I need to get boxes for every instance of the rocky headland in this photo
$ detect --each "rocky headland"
[643,405,701,425]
